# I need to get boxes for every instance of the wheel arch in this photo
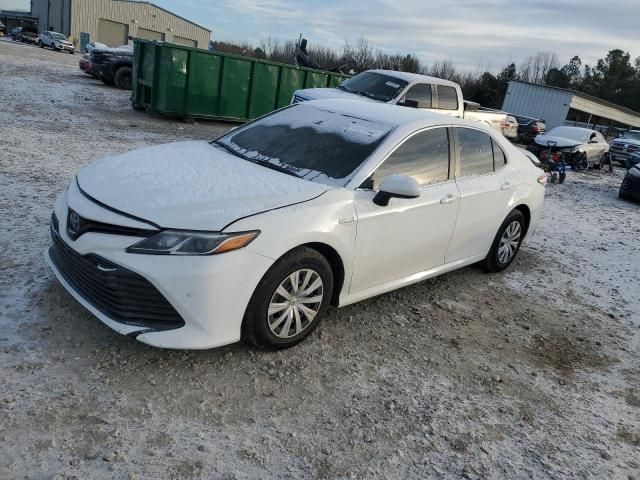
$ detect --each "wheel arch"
[299,242,345,307]
[512,204,531,235]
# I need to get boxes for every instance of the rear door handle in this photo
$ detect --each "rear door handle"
[501,182,513,191]
[440,194,458,205]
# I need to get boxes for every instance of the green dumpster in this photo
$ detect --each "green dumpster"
[131,40,350,122]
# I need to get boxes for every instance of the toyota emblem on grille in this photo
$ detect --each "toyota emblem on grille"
[69,211,81,233]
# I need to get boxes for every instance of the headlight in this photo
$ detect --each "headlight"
[570,146,580,154]
[126,230,259,255]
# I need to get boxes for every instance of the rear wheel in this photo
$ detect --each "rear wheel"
[483,210,526,273]
[114,66,132,90]
[242,247,333,349]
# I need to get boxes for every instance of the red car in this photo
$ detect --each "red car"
[79,53,96,77]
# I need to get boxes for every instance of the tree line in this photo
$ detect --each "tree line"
[211,37,640,113]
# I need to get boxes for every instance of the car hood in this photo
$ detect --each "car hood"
[76,141,331,230]
[534,134,583,149]
[296,88,378,103]
[612,138,640,147]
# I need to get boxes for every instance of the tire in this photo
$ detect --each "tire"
[482,210,526,273]
[100,75,115,86]
[132,102,146,111]
[38,41,43,48]
[242,247,334,350]
[114,66,132,90]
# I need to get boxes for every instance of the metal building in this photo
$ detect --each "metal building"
[29,0,210,49]
[502,80,640,138]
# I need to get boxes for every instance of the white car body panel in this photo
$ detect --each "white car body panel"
[46,99,545,349]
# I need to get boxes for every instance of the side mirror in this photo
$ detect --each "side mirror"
[397,99,419,108]
[373,175,421,206]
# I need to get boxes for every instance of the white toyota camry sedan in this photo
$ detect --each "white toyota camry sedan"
[46,99,545,350]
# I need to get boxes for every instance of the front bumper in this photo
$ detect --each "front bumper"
[45,194,274,349]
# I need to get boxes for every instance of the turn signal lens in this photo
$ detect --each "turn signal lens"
[537,174,548,185]
[215,232,260,253]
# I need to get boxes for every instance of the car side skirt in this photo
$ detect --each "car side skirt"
[338,253,486,307]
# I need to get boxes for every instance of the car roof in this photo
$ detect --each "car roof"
[303,99,469,128]
[366,69,460,88]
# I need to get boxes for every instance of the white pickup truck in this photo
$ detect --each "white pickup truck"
[293,69,511,136]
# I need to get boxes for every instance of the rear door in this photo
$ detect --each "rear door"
[350,127,460,293]
[445,127,515,263]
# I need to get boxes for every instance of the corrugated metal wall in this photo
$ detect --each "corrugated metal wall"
[69,0,210,48]
[502,82,572,129]
[31,0,72,35]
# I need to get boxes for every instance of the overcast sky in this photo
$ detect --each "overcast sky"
[2,0,639,71]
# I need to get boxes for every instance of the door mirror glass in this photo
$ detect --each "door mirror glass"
[373,175,421,206]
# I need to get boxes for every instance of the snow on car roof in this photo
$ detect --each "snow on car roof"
[367,69,460,88]
[303,99,466,128]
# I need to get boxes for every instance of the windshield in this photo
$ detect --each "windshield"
[214,104,392,187]
[620,131,640,141]
[548,126,589,142]
[52,33,67,40]
[337,72,408,102]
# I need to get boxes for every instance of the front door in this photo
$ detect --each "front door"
[350,127,460,293]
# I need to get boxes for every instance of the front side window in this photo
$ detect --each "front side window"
[368,128,450,189]
[458,128,494,176]
[403,84,432,108]
[214,104,392,187]
[437,86,459,110]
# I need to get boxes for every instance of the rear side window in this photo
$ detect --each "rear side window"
[492,139,507,169]
[437,86,459,110]
[458,128,494,176]
[404,84,432,108]
[369,128,450,188]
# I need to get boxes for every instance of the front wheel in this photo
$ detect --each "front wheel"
[38,40,43,48]
[114,66,132,90]
[483,210,526,273]
[242,247,333,349]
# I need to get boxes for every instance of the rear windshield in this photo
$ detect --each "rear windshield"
[214,104,392,186]
[337,72,408,102]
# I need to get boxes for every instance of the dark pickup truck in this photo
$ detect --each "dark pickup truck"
[90,45,133,90]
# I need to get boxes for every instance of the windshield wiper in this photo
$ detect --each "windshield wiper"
[250,159,300,178]
[352,90,381,101]
[213,141,300,178]
[336,85,350,92]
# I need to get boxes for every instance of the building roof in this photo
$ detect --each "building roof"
[114,0,211,33]
[508,80,640,120]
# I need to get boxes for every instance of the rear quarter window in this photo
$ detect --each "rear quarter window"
[437,86,459,110]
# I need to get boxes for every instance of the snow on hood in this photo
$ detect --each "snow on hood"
[76,141,330,230]
[296,88,378,103]
[534,134,582,149]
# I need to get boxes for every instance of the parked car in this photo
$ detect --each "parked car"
[619,159,640,202]
[528,126,610,170]
[609,130,640,169]
[0,21,6,37]
[292,70,511,137]
[45,99,545,350]
[19,30,38,44]
[514,115,546,144]
[10,27,22,41]
[37,31,75,53]
[90,45,133,89]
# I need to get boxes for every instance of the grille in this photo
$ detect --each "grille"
[49,216,184,331]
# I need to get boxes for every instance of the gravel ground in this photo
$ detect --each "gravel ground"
[1,40,639,480]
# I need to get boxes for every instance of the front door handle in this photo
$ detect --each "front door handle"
[501,182,513,191]
[440,194,458,205]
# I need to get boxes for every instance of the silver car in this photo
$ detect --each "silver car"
[38,31,75,54]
